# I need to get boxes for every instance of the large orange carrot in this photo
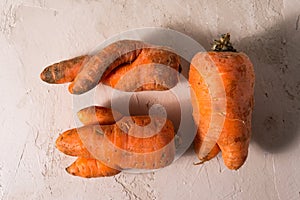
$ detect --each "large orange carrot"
[56,116,175,170]
[66,157,120,178]
[189,33,255,170]
[40,55,89,84]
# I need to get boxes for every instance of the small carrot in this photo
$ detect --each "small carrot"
[66,157,120,178]
[40,55,89,84]
[189,33,255,170]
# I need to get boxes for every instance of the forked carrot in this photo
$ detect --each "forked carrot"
[56,116,175,170]
[189,33,255,170]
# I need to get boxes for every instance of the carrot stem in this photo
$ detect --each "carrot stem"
[212,33,237,52]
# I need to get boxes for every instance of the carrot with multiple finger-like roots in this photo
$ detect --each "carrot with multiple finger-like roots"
[55,105,175,178]
[189,33,255,170]
[40,40,180,94]
[57,115,175,171]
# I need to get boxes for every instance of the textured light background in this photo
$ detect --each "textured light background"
[1,0,300,199]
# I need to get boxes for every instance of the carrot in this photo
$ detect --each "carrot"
[40,40,180,94]
[189,33,255,170]
[56,116,175,170]
[40,55,89,84]
[66,157,120,178]
[77,106,123,125]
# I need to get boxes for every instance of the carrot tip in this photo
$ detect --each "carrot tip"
[40,72,44,81]
[68,83,73,93]
[193,160,206,166]
[65,167,71,173]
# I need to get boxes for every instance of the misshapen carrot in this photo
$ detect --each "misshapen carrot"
[40,40,180,94]
[56,116,175,170]
[66,158,120,178]
[189,33,255,170]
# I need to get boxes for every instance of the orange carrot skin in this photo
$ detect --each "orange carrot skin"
[40,40,180,94]
[101,47,180,91]
[40,55,89,84]
[194,140,220,162]
[56,106,123,158]
[66,157,120,178]
[77,106,123,125]
[212,52,254,170]
[190,51,255,170]
[56,116,175,170]
[56,129,93,158]
[189,64,221,162]
[80,116,175,170]
[69,40,147,94]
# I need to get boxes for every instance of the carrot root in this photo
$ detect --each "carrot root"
[40,55,89,84]
[66,158,120,178]
[77,106,123,125]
